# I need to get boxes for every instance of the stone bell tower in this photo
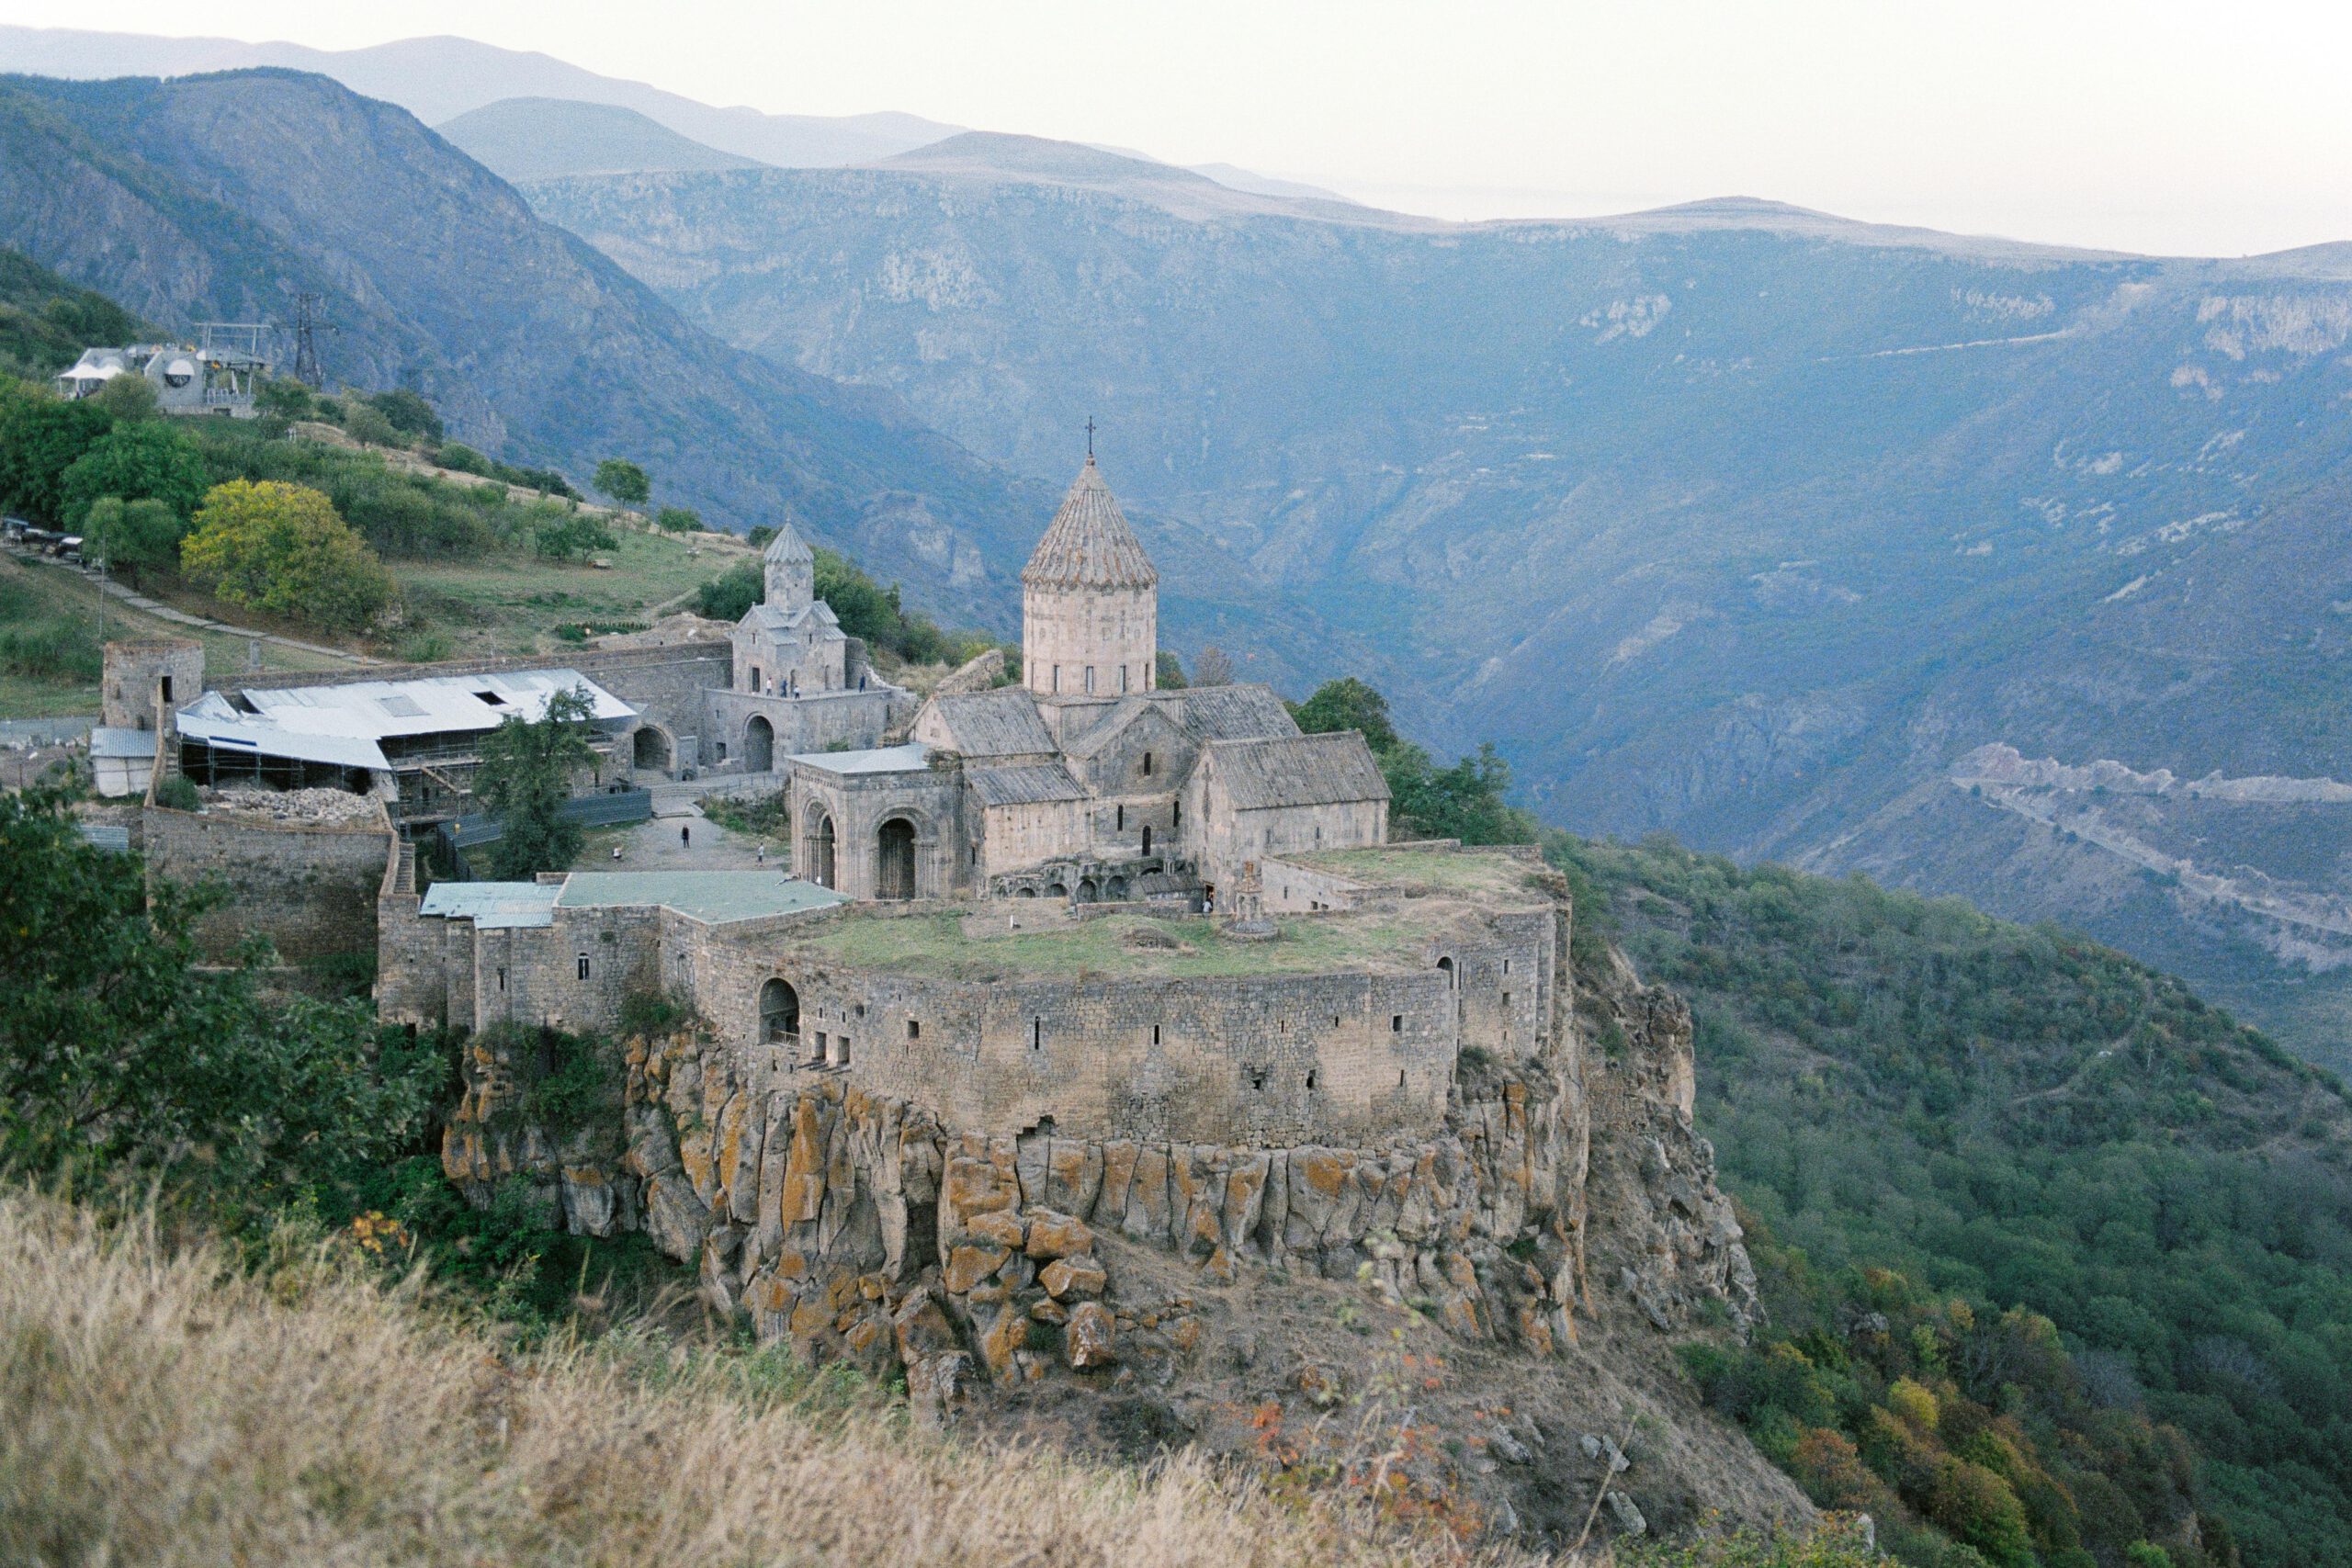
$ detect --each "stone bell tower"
[763,518,815,615]
[1021,455,1158,703]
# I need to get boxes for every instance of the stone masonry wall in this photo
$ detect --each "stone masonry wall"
[141,800,395,964]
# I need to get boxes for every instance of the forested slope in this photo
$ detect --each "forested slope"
[1552,835,2352,1566]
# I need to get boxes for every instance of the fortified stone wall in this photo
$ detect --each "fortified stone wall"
[141,799,395,963]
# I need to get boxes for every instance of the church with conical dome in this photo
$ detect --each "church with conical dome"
[780,457,1389,904]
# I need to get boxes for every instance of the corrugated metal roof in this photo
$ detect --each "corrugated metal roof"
[785,742,932,775]
[76,823,131,853]
[967,761,1090,807]
[184,669,633,748]
[555,871,846,924]
[920,690,1058,757]
[1203,731,1390,810]
[419,882,561,929]
[175,718,390,770]
[1020,458,1157,591]
[87,726,159,761]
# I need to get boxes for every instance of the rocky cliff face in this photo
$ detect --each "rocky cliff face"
[443,933,1797,1547]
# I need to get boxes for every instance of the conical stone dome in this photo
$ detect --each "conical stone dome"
[763,518,815,567]
[1021,457,1158,591]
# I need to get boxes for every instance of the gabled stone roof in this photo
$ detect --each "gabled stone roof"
[1201,731,1390,809]
[741,600,841,636]
[919,689,1059,758]
[1020,457,1158,591]
[967,761,1091,807]
[1172,683,1300,742]
[1061,694,1187,760]
[763,519,814,566]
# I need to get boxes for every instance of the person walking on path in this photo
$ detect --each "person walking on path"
[681,824,691,851]
[756,843,766,866]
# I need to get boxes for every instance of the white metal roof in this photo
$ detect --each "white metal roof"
[785,741,932,775]
[179,670,634,764]
[418,881,561,929]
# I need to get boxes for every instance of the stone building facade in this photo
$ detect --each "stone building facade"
[784,458,1389,905]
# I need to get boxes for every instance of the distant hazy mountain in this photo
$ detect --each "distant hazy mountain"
[873,131,1418,227]
[1185,163,1353,205]
[0,67,1036,616]
[0,27,957,165]
[525,146,2352,1068]
[440,96,762,182]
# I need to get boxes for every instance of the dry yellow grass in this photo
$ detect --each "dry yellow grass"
[0,1189,1544,1567]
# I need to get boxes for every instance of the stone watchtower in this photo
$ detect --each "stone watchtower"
[1021,456,1158,701]
[102,637,205,731]
[763,518,816,616]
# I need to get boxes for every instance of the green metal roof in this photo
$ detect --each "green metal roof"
[553,870,847,925]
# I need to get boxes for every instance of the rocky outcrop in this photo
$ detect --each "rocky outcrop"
[441,936,1760,1388]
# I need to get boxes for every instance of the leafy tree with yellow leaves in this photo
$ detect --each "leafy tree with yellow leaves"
[179,479,393,632]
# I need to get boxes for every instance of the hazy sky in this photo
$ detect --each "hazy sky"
[7,0,2350,255]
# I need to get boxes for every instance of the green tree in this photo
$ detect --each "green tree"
[90,372,160,422]
[341,401,398,446]
[60,418,208,523]
[0,382,111,522]
[653,506,703,533]
[593,457,650,507]
[474,686,598,878]
[179,479,394,632]
[253,377,313,420]
[695,560,763,622]
[81,495,188,575]
[433,441,489,476]
[534,509,617,562]
[1290,676,1399,751]
[0,789,437,1212]
[1155,649,1189,689]
[368,388,443,440]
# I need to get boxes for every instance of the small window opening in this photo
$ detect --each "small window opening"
[1391,1014,1403,1032]
[1116,804,1125,830]
[1332,1015,1340,1027]
[1151,1024,1161,1045]
[1503,958,1511,975]
[159,675,174,704]
[1503,991,1512,1008]
[1084,665,1096,694]
[835,1035,852,1066]
[576,953,591,980]
[1306,1069,1317,1090]
[1398,1068,1408,1087]
[1032,1017,1043,1051]
[1142,751,1154,776]
[1172,797,1181,826]
[1250,1069,1266,1091]
[1279,1019,1287,1032]
[907,1020,921,1040]
[497,965,507,993]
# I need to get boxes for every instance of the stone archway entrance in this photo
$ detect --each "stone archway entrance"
[759,978,799,1041]
[744,716,775,773]
[876,817,917,900]
[807,812,837,888]
[633,725,672,773]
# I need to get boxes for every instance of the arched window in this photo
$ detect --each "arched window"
[759,979,800,1041]
[1437,956,1456,989]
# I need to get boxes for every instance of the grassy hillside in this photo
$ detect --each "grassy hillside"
[1551,834,2352,1567]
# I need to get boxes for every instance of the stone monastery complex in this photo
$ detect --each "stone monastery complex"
[94,457,1569,1155]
